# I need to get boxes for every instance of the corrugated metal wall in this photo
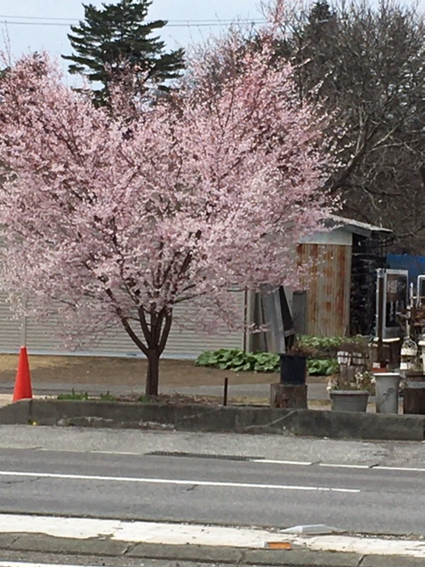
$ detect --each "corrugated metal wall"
[0,242,354,352]
[298,243,352,337]
[0,293,22,348]
[0,291,245,359]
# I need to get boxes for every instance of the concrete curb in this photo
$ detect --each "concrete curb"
[1,399,424,441]
[0,534,424,567]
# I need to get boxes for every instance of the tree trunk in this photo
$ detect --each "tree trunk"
[119,308,172,396]
[146,348,160,397]
[270,383,308,409]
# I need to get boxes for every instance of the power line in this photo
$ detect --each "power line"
[0,14,265,23]
[0,15,266,28]
[0,14,76,21]
[0,20,77,27]
[1,21,265,28]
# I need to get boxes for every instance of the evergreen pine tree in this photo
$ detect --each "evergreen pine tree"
[62,0,185,105]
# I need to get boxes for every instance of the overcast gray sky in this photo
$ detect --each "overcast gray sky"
[1,0,264,63]
[1,0,424,75]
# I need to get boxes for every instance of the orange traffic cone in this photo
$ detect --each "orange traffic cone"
[13,346,32,402]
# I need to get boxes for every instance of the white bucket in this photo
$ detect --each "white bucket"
[373,372,400,414]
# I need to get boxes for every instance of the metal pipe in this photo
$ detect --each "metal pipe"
[377,270,385,364]
[223,377,229,406]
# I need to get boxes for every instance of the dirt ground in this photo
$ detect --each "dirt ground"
[0,354,282,389]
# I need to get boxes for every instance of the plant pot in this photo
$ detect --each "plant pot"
[329,390,369,412]
[373,372,400,414]
[280,354,307,385]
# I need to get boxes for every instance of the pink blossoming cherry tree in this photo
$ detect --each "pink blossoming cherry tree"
[0,32,333,395]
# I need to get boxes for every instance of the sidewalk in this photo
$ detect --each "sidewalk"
[1,513,425,566]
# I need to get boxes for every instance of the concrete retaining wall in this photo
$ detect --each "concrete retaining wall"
[1,400,424,441]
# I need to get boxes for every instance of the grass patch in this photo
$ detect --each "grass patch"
[56,389,152,403]
[99,391,117,402]
[57,389,89,401]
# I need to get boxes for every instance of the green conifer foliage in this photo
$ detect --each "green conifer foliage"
[63,0,185,105]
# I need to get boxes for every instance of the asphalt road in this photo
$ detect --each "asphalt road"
[1,443,425,535]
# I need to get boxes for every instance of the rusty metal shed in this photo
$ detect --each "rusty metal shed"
[295,215,392,337]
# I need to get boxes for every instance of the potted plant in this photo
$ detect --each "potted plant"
[327,345,374,412]
[327,369,375,412]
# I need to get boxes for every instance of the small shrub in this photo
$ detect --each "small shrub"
[327,370,375,394]
[196,344,344,376]
[195,349,279,373]
[307,358,339,376]
[298,335,364,358]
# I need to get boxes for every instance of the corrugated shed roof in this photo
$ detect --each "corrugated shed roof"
[327,215,392,237]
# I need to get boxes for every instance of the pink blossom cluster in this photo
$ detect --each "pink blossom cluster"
[0,41,333,354]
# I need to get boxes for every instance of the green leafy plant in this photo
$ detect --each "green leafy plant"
[195,348,341,376]
[195,349,280,373]
[297,335,364,358]
[307,358,339,376]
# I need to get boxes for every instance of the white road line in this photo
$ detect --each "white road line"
[319,463,371,470]
[250,459,313,466]
[89,450,142,456]
[377,466,425,472]
[251,459,369,469]
[0,563,99,567]
[251,459,425,472]
[0,470,359,493]
[0,447,424,473]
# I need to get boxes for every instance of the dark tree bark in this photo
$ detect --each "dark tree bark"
[143,309,173,396]
[116,304,172,396]
[145,348,160,397]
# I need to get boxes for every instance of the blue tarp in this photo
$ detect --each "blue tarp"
[386,254,425,285]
